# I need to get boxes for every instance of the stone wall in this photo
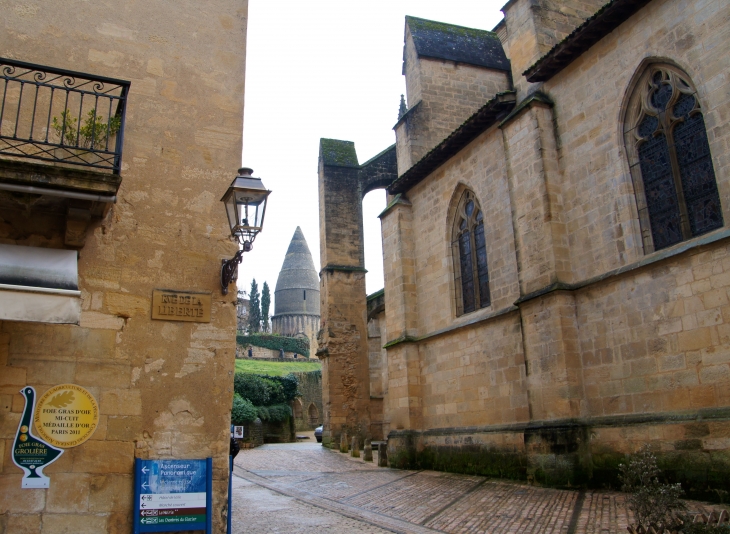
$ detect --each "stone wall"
[0,1,247,531]
[396,23,511,174]
[237,345,308,360]
[500,0,607,97]
[384,0,730,498]
[271,313,320,358]
[320,0,730,499]
[292,371,323,431]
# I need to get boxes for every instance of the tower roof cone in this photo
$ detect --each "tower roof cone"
[273,227,320,316]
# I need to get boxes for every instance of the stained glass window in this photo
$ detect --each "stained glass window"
[452,190,490,316]
[625,65,722,252]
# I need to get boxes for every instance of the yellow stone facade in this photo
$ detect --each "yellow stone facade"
[319,0,730,497]
[0,1,247,531]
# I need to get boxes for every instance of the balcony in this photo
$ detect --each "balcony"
[0,58,129,247]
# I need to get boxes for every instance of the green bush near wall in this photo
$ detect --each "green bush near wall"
[237,333,309,357]
[231,372,299,425]
[231,394,258,424]
[256,404,292,422]
[233,373,300,406]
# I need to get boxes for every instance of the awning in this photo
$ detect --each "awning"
[0,244,80,324]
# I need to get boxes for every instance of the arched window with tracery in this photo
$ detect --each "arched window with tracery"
[624,64,723,253]
[452,190,490,316]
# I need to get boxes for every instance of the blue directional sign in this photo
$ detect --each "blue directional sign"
[134,458,212,534]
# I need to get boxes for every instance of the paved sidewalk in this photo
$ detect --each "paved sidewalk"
[231,439,715,534]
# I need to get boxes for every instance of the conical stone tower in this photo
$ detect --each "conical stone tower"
[271,227,320,358]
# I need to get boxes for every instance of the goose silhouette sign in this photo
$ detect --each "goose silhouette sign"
[12,387,64,489]
[12,384,100,488]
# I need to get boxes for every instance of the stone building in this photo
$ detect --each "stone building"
[0,1,247,531]
[236,291,249,333]
[271,227,320,358]
[318,0,730,497]
[292,370,324,431]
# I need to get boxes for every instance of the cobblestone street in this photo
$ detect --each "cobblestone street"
[231,438,646,534]
[232,439,726,534]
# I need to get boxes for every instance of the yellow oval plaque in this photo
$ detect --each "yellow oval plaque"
[34,384,99,448]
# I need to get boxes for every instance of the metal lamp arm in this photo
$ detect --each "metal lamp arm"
[220,248,245,295]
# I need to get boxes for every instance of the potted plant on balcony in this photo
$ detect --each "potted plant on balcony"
[52,109,121,167]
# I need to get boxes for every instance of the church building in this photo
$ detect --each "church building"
[317,0,730,497]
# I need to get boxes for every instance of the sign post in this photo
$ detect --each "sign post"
[134,458,212,534]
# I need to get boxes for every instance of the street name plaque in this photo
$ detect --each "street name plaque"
[151,290,212,323]
[134,458,212,534]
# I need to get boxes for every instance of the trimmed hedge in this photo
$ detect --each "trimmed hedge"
[231,372,300,426]
[237,333,309,357]
[233,373,300,406]
[231,394,257,424]
[256,403,291,422]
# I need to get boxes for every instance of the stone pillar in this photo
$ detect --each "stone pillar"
[318,139,371,447]
[380,195,422,436]
[501,98,571,295]
[378,442,388,468]
[317,139,398,447]
[501,94,589,480]
[363,439,373,462]
[500,0,606,97]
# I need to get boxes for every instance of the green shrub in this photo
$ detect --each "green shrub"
[256,403,291,422]
[231,394,257,424]
[237,333,309,357]
[278,373,299,404]
[234,373,300,406]
[52,109,121,148]
[619,447,686,530]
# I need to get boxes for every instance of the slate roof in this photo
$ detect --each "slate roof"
[405,16,510,72]
[524,0,653,83]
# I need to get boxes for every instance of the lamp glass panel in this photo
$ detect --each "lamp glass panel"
[223,193,238,232]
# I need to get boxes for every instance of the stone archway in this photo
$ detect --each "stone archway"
[317,139,397,447]
[293,398,303,420]
[308,403,319,427]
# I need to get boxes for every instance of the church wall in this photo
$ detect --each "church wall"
[575,243,730,419]
[500,0,607,97]
[540,0,730,283]
[500,103,572,292]
[402,128,520,336]
[419,313,527,430]
[367,318,386,398]
[382,0,730,496]
[367,314,388,441]
[397,25,511,174]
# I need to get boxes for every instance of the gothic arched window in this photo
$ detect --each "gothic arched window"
[624,64,723,253]
[452,190,490,316]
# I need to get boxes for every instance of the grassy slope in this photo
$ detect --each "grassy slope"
[234,359,321,376]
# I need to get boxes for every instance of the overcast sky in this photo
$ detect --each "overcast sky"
[239,0,506,303]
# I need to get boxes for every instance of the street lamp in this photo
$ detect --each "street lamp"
[220,167,271,295]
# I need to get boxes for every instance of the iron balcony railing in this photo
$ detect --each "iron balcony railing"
[0,58,129,174]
